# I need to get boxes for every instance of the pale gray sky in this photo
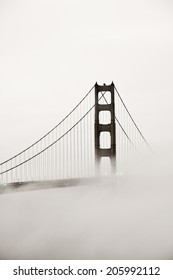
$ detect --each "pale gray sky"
[0,0,173,161]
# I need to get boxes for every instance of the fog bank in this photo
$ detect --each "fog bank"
[0,151,173,260]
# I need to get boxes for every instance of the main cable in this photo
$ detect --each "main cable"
[0,91,105,175]
[114,84,153,151]
[0,85,95,166]
[100,92,134,146]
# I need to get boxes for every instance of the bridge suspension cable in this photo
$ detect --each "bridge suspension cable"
[114,84,153,152]
[0,82,152,185]
[0,97,97,175]
[0,85,95,166]
[0,87,106,181]
[100,91,134,146]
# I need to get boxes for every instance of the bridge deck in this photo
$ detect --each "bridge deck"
[0,177,105,194]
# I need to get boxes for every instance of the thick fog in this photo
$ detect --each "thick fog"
[0,149,173,260]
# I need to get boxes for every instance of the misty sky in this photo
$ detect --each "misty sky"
[0,0,173,162]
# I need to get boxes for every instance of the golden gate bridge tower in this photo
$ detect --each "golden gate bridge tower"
[95,82,116,173]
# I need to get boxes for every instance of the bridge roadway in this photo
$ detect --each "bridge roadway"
[0,176,105,194]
